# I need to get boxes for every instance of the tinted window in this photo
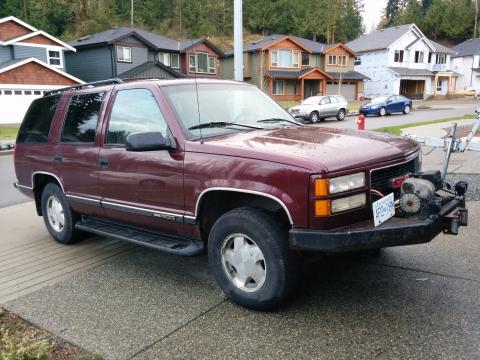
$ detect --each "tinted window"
[61,92,104,143]
[107,89,167,145]
[17,95,61,143]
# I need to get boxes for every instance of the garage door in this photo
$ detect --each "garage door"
[0,89,45,124]
[326,82,357,100]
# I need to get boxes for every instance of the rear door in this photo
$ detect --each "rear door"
[318,96,331,117]
[98,85,185,234]
[53,91,105,215]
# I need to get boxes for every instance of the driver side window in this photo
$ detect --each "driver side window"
[107,89,168,145]
[320,97,330,105]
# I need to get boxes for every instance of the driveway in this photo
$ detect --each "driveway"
[0,155,29,208]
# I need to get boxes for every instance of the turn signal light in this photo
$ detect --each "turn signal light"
[314,199,331,217]
[314,179,329,196]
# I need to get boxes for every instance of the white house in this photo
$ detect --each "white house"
[346,24,457,99]
[451,38,480,92]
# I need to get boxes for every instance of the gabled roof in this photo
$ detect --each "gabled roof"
[452,38,480,58]
[430,40,456,54]
[117,60,184,79]
[347,24,422,53]
[69,27,222,55]
[266,67,333,80]
[323,43,357,56]
[0,57,84,83]
[388,67,433,76]
[0,16,75,51]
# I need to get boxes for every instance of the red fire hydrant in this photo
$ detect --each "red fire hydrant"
[357,114,366,130]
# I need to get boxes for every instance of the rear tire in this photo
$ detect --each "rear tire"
[378,107,386,116]
[336,109,346,121]
[403,104,411,114]
[41,183,82,244]
[309,111,320,123]
[208,207,297,310]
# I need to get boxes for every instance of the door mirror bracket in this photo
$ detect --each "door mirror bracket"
[126,132,172,152]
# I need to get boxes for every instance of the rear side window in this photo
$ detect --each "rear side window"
[61,92,104,143]
[106,89,167,145]
[17,95,61,143]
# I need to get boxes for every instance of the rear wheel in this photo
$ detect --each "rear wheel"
[336,109,346,121]
[378,107,386,116]
[309,111,320,123]
[403,104,411,114]
[41,183,82,244]
[208,207,297,310]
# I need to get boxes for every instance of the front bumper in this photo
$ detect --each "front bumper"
[289,198,468,253]
[290,113,309,120]
[359,108,379,116]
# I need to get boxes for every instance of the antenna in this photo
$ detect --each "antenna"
[189,35,203,143]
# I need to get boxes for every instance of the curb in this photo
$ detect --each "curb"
[0,150,13,157]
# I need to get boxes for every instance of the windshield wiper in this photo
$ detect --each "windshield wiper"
[188,121,263,131]
[257,118,301,125]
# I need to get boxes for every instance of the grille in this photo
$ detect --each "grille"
[370,159,416,197]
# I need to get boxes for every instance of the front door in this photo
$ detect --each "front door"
[98,86,184,234]
[304,80,319,98]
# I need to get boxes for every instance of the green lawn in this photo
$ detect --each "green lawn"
[0,126,19,141]
[374,115,475,135]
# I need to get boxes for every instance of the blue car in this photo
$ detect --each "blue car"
[359,95,412,116]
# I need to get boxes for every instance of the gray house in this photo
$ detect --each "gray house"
[66,27,223,82]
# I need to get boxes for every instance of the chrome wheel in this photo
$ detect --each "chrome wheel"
[404,105,411,114]
[46,195,65,232]
[310,112,319,123]
[379,107,386,116]
[221,233,267,292]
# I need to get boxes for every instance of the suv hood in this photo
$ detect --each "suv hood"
[188,126,419,173]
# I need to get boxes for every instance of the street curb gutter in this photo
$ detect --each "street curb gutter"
[0,150,13,157]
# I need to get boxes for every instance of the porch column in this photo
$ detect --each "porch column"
[454,77,458,93]
[433,74,438,97]
[300,78,304,100]
[269,78,273,96]
[447,75,451,94]
[322,80,326,95]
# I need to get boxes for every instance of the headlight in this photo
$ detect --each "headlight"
[329,172,365,194]
[331,193,366,213]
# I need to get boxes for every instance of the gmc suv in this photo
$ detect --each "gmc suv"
[14,79,469,310]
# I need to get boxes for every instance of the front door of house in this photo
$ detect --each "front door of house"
[304,80,320,98]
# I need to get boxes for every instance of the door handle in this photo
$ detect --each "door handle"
[53,154,63,163]
[99,158,109,167]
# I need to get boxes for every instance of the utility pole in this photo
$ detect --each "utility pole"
[233,0,243,81]
[131,0,134,27]
[475,0,478,38]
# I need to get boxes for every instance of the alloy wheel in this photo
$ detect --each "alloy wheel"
[46,195,65,232]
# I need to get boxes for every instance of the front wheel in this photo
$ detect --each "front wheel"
[309,111,320,123]
[336,109,346,121]
[403,104,411,114]
[378,107,386,116]
[41,183,82,244]
[208,207,297,310]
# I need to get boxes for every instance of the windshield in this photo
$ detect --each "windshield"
[162,83,297,139]
[371,96,388,104]
[301,96,321,105]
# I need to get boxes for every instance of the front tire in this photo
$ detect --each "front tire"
[309,111,320,123]
[403,104,411,114]
[378,107,386,116]
[208,207,297,310]
[41,183,82,244]
[336,109,346,121]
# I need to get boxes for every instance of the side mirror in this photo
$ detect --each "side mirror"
[126,132,172,152]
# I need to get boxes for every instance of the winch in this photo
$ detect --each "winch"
[399,177,436,214]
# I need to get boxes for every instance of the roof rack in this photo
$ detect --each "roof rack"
[44,78,124,96]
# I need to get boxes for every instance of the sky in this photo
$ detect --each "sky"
[363,0,388,33]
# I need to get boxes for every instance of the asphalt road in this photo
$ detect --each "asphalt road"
[0,155,29,208]
[318,104,478,130]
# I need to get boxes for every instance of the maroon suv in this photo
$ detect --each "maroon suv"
[14,79,469,310]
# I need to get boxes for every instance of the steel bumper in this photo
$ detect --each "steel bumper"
[289,198,468,253]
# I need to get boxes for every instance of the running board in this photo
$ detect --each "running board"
[75,217,204,256]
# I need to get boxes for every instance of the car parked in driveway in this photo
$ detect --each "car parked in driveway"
[360,95,412,116]
[289,95,348,123]
[13,78,469,310]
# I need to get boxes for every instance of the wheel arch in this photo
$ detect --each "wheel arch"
[32,172,64,216]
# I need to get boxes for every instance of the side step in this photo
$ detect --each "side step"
[75,217,204,256]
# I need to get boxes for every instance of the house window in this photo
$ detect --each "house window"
[338,55,347,66]
[437,81,443,92]
[171,53,180,69]
[117,46,132,62]
[197,52,208,73]
[414,51,424,63]
[24,90,32,95]
[394,50,404,63]
[159,52,171,66]
[189,54,196,72]
[48,50,62,67]
[328,55,337,65]
[279,49,292,67]
[34,90,42,95]
[14,90,22,95]
[208,56,216,74]
[436,54,447,64]
[4,90,12,95]
[354,56,361,65]
[271,50,278,66]
[292,51,299,67]
[272,80,284,95]
[301,53,310,66]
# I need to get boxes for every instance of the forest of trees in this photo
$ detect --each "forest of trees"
[0,0,364,45]
[0,0,478,46]
[380,0,478,42]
